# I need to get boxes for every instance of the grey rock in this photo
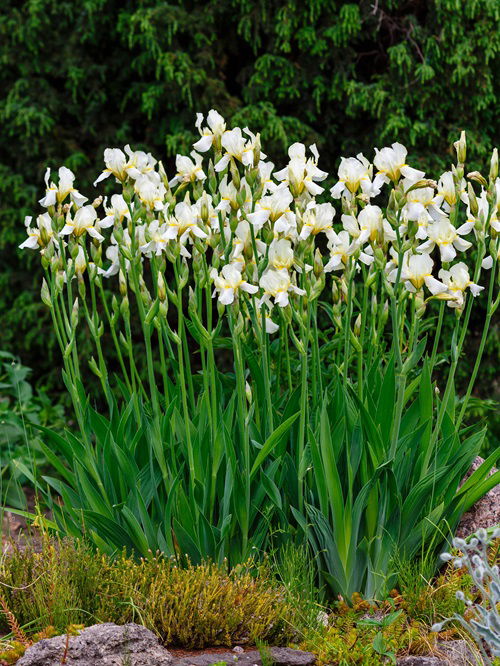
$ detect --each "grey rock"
[456,457,500,538]
[397,640,479,666]
[397,658,444,666]
[17,623,173,666]
[172,647,315,666]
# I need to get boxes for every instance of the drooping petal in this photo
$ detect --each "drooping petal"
[247,209,270,228]
[19,236,39,250]
[424,276,448,294]
[214,154,231,172]
[240,282,258,294]
[219,287,235,305]
[93,171,112,187]
[193,135,213,153]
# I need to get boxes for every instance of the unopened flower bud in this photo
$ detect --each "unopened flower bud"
[208,161,218,194]
[70,242,80,260]
[157,272,167,301]
[41,278,52,308]
[354,314,362,337]
[253,133,261,168]
[454,130,466,165]
[113,223,124,245]
[467,182,478,218]
[158,161,170,189]
[89,262,97,282]
[165,243,180,263]
[415,294,426,318]
[245,381,253,404]
[365,271,376,290]
[490,148,499,183]
[200,194,210,224]
[119,270,127,297]
[122,183,134,204]
[90,243,102,266]
[331,280,339,302]
[313,248,323,278]
[236,186,248,209]
[387,189,398,214]
[178,261,189,288]
[71,298,79,327]
[55,271,65,294]
[310,273,325,300]
[188,286,196,312]
[374,247,385,270]
[381,301,389,327]
[467,171,488,188]
[405,179,437,194]
[281,305,292,325]
[78,277,86,299]
[234,312,245,336]
[39,224,51,247]
[230,160,241,190]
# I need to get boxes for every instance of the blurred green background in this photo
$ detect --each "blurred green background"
[0,0,498,445]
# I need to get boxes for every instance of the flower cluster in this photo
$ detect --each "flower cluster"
[21,111,499,338]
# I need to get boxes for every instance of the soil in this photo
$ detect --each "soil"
[1,487,41,554]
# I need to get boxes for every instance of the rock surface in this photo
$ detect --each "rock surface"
[16,623,173,666]
[397,640,479,665]
[456,457,500,539]
[16,625,316,666]
[173,647,316,666]
[15,624,478,666]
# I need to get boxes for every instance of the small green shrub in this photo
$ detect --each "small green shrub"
[94,552,296,647]
[0,537,298,648]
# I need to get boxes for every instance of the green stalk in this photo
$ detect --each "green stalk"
[230,310,250,556]
[98,282,132,395]
[82,244,112,407]
[429,244,486,449]
[388,222,406,457]
[343,259,355,389]
[429,301,445,375]
[157,322,170,408]
[357,266,369,400]
[297,296,311,515]
[456,249,498,429]
[129,257,159,418]
[46,269,88,443]
[284,321,293,394]
[58,238,81,384]
[202,257,218,431]
[175,274,196,490]
[81,289,110,402]
[260,303,274,437]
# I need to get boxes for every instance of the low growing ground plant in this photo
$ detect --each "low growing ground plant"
[433,529,500,664]
[1,535,496,664]
[16,112,500,598]
[0,537,299,649]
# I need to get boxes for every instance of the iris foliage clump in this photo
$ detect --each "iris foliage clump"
[17,112,500,599]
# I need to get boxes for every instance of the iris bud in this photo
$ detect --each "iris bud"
[454,130,466,165]
[490,148,499,183]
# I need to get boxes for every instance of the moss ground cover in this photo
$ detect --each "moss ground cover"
[0,536,497,664]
